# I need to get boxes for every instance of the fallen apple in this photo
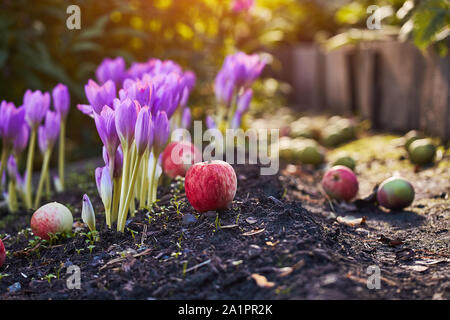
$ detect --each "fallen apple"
[377,177,415,210]
[408,139,436,165]
[404,130,424,150]
[185,160,237,213]
[31,202,73,240]
[162,141,202,178]
[0,238,5,267]
[321,165,359,201]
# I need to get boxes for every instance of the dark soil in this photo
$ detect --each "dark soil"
[0,155,449,300]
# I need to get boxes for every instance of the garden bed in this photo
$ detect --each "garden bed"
[0,133,449,300]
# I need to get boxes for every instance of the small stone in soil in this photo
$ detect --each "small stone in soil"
[182,214,197,226]
[248,244,262,258]
[91,255,104,267]
[8,282,21,293]
[268,196,283,205]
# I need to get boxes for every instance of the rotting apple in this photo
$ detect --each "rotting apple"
[31,202,73,240]
[162,141,202,178]
[377,177,415,210]
[185,160,237,213]
[0,238,5,267]
[321,165,359,201]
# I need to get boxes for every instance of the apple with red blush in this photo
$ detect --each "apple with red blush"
[184,160,237,213]
[162,141,202,178]
[31,202,73,240]
[321,165,359,201]
[0,238,5,268]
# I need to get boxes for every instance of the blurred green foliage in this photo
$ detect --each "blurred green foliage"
[331,0,449,55]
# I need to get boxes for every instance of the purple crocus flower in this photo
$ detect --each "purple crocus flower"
[0,101,26,147]
[13,124,29,157]
[236,88,253,114]
[94,105,119,162]
[84,79,116,114]
[214,70,234,107]
[181,108,191,129]
[52,84,70,120]
[102,145,123,179]
[37,111,61,152]
[153,111,169,154]
[231,111,243,129]
[114,98,139,148]
[96,57,126,87]
[120,79,154,108]
[135,107,154,156]
[95,166,112,204]
[205,116,217,130]
[23,90,50,129]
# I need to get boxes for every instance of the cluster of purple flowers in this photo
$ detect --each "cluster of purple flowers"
[78,57,196,232]
[231,0,254,13]
[207,51,266,131]
[0,84,70,211]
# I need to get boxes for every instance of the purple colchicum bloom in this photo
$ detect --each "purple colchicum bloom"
[181,108,191,130]
[23,90,50,129]
[236,88,253,114]
[114,98,139,148]
[94,106,119,162]
[215,52,266,102]
[152,111,170,154]
[96,57,126,87]
[37,111,61,152]
[0,101,26,147]
[120,79,154,109]
[205,116,217,130]
[214,70,234,107]
[84,79,116,114]
[102,145,123,179]
[13,124,30,157]
[52,84,70,120]
[95,166,112,204]
[231,111,243,130]
[135,107,153,156]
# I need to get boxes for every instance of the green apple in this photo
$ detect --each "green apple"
[408,139,436,165]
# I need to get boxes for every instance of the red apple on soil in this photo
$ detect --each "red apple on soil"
[31,202,73,240]
[377,177,415,210]
[321,165,359,201]
[0,238,5,267]
[185,160,237,213]
[162,141,202,178]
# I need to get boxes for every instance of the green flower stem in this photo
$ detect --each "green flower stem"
[7,180,18,213]
[25,127,37,208]
[148,152,159,206]
[116,144,131,232]
[139,150,149,207]
[58,120,66,191]
[34,149,52,208]
[111,177,121,225]
[45,171,51,199]
[0,146,10,193]
[118,155,143,232]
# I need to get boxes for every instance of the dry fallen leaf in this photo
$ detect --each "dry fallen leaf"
[242,228,265,236]
[276,267,293,277]
[266,241,279,247]
[404,265,429,272]
[246,217,257,224]
[337,215,367,227]
[221,224,238,229]
[251,274,275,288]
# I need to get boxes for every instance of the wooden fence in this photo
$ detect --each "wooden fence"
[272,41,450,142]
